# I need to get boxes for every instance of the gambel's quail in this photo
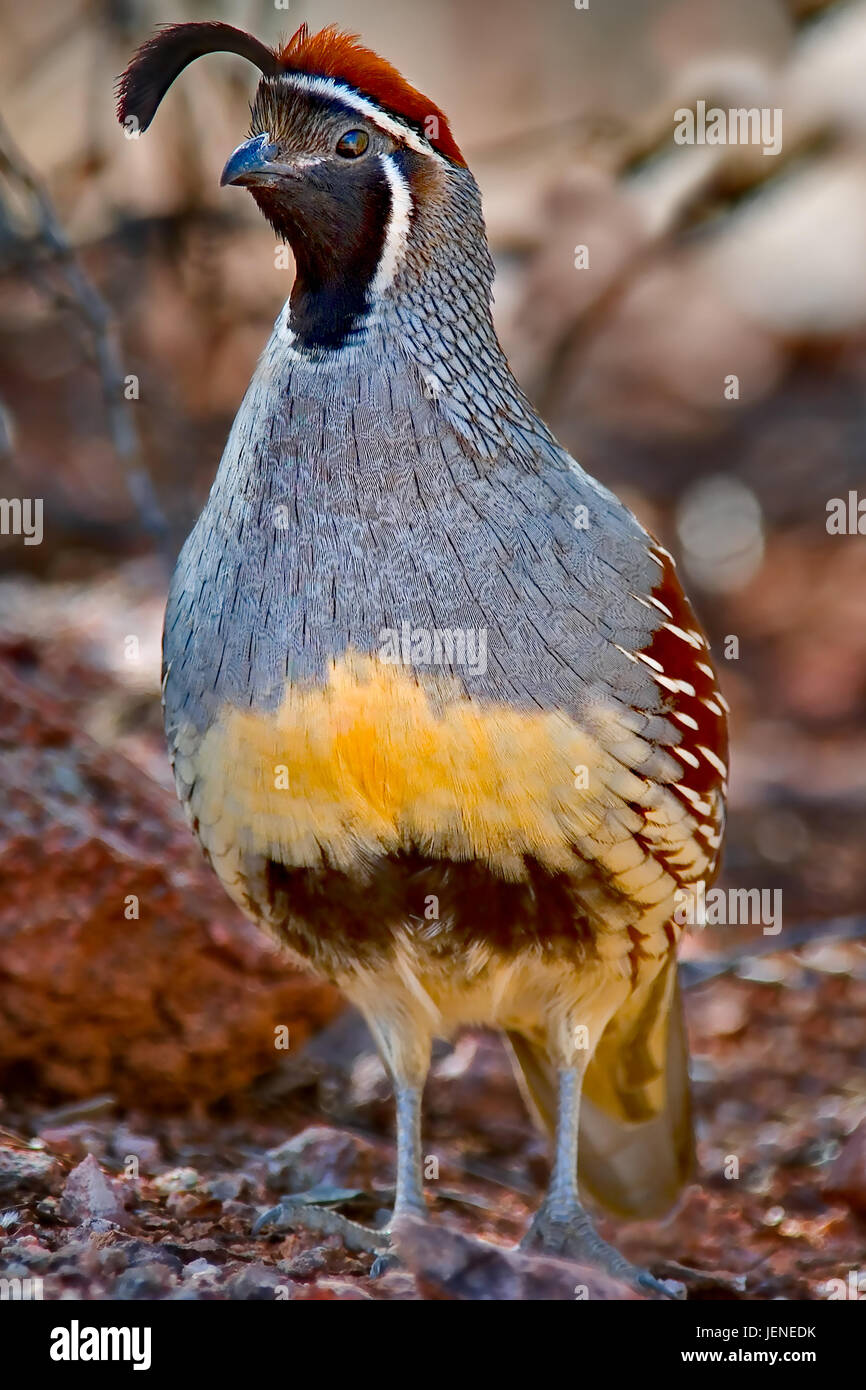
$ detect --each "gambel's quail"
[117,22,728,1297]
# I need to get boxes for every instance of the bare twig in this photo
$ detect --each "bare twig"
[681,915,866,990]
[0,108,169,559]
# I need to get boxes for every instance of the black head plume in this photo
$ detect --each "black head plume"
[116,22,280,133]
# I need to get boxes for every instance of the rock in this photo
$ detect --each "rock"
[392,1215,639,1301]
[153,1167,199,1195]
[373,1268,420,1300]
[183,1257,218,1277]
[264,1126,376,1194]
[0,650,341,1108]
[226,1262,286,1300]
[114,1262,177,1299]
[219,1200,257,1224]
[204,1172,252,1202]
[309,1277,373,1300]
[825,1121,866,1214]
[182,1264,224,1294]
[37,1123,110,1162]
[59,1153,131,1228]
[0,1144,62,1198]
[184,1239,226,1263]
[0,1236,52,1271]
[165,1191,201,1219]
[122,1241,183,1275]
[111,1128,161,1175]
[348,1052,391,1112]
[427,1032,529,1152]
[277,1245,345,1278]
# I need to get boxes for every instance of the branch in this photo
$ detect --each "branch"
[680,915,866,990]
[0,108,169,559]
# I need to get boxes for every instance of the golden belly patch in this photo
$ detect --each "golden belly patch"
[174,654,714,916]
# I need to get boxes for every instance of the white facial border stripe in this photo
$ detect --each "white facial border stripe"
[372,154,413,295]
[278,72,434,159]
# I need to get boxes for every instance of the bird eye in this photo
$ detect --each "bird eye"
[335,129,369,158]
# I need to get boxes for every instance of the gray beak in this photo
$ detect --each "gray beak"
[220,133,281,187]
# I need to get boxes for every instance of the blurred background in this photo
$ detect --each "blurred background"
[0,0,864,1300]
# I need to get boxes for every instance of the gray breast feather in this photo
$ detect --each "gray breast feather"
[163,337,669,752]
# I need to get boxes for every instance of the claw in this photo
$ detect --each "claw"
[520,1203,685,1300]
[637,1270,686,1301]
[370,1250,400,1279]
[252,1203,285,1236]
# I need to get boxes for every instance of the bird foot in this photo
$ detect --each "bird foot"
[253,1197,389,1257]
[369,1249,401,1278]
[253,1198,430,1280]
[520,1204,685,1300]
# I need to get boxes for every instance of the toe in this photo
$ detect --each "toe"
[636,1269,687,1301]
[370,1250,401,1278]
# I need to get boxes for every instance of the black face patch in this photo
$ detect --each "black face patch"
[251,156,391,350]
[245,82,405,350]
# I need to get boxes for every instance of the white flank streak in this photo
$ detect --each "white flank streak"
[663,621,703,649]
[656,674,696,696]
[697,745,728,777]
[637,651,664,672]
[371,154,413,296]
[647,594,674,617]
[279,73,434,158]
[675,784,712,815]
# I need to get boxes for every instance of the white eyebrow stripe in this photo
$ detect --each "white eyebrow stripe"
[371,154,413,295]
[278,72,434,158]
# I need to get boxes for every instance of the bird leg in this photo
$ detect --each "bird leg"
[254,1076,428,1270]
[364,1079,428,1275]
[520,1066,685,1300]
[391,1081,427,1218]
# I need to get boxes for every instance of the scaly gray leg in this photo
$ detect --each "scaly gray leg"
[392,1081,426,1218]
[254,1080,427,1267]
[521,1066,685,1300]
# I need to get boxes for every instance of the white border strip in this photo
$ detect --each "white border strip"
[278,72,435,159]
[372,153,413,295]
